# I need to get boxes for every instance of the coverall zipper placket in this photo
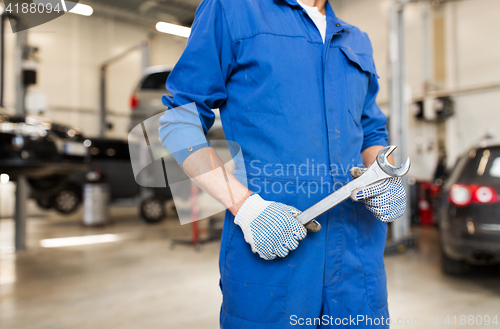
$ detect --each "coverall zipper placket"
[298,6,338,288]
[321,32,335,289]
[297,5,339,180]
[323,27,344,179]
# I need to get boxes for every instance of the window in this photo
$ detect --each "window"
[141,71,170,90]
[489,157,500,178]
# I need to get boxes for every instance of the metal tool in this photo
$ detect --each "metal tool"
[296,145,411,226]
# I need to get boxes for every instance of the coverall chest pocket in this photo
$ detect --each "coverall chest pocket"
[340,47,377,126]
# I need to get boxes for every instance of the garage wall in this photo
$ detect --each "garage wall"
[448,0,500,163]
[332,0,500,179]
[3,13,187,139]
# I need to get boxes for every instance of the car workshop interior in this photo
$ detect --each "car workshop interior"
[1,0,500,328]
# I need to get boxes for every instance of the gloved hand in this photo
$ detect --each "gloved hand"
[350,168,406,223]
[234,194,307,260]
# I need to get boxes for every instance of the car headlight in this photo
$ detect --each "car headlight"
[12,135,24,150]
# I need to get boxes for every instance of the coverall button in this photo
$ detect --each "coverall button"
[188,146,193,152]
[336,23,341,27]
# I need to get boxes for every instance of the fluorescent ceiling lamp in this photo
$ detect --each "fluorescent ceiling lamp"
[0,173,9,184]
[64,1,94,16]
[40,234,125,248]
[156,22,191,38]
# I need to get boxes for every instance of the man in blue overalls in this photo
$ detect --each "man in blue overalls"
[159,0,407,327]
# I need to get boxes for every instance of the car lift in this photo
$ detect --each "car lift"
[99,39,152,137]
[0,14,30,251]
[385,0,462,254]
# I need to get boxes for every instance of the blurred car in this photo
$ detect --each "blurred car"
[34,138,141,215]
[34,138,174,221]
[438,145,500,275]
[76,138,172,222]
[0,108,89,179]
[0,108,90,214]
[129,65,173,130]
[75,138,141,199]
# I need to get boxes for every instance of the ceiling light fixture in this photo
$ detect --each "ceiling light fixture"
[156,22,191,38]
[0,174,9,184]
[64,1,94,16]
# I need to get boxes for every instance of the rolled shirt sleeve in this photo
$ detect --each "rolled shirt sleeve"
[159,103,210,166]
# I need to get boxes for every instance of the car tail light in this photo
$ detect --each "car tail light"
[449,184,499,206]
[474,186,499,204]
[449,184,472,206]
[130,94,139,110]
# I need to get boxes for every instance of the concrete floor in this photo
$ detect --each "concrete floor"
[1,207,500,329]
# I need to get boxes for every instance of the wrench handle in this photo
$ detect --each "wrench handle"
[295,185,352,225]
[295,165,392,226]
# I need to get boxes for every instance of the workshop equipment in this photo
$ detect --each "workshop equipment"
[296,146,411,226]
[83,171,110,226]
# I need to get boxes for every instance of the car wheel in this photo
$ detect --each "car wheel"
[53,185,82,214]
[442,251,468,276]
[140,197,166,224]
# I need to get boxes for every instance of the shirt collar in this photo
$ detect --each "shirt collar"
[324,2,345,35]
[278,0,349,34]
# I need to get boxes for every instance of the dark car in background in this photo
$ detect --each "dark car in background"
[35,138,173,222]
[0,108,90,214]
[32,138,138,215]
[0,108,89,179]
[438,145,500,275]
[75,139,140,199]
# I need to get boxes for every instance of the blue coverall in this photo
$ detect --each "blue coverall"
[159,0,391,327]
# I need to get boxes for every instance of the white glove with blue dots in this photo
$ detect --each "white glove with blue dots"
[235,194,307,260]
[350,170,406,223]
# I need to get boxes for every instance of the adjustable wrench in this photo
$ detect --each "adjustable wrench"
[295,146,411,227]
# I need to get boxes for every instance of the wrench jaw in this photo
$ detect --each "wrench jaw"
[376,146,411,178]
